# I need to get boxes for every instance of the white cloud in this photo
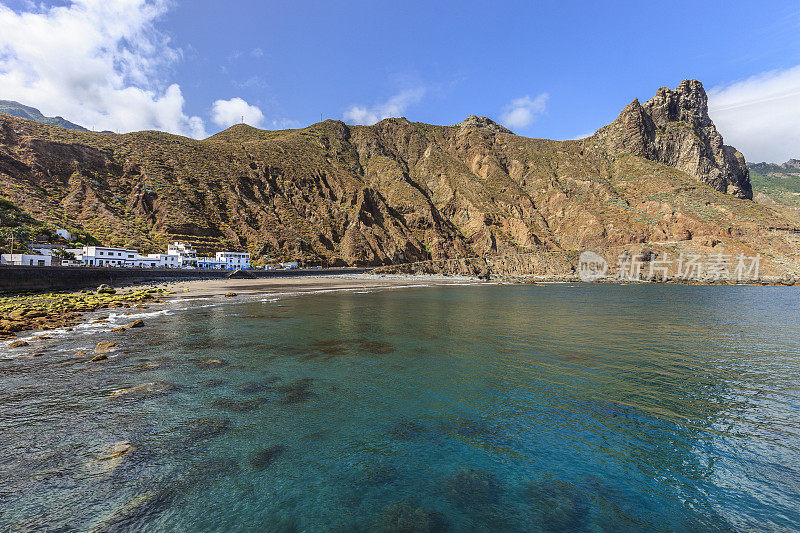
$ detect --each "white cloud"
[709,66,800,163]
[250,47,263,58]
[271,118,300,129]
[343,87,426,125]
[570,131,596,140]
[0,0,207,138]
[211,97,265,128]
[500,93,548,130]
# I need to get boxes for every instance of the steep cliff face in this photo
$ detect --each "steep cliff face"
[0,80,789,266]
[595,79,752,199]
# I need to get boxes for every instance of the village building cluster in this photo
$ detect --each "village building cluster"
[0,240,252,270]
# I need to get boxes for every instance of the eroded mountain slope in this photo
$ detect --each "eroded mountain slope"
[0,80,795,270]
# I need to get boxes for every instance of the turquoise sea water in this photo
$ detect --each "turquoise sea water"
[1,283,800,532]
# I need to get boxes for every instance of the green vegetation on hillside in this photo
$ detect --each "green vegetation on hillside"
[0,196,99,254]
[748,161,800,212]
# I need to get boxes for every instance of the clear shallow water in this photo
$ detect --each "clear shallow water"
[1,283,800,532]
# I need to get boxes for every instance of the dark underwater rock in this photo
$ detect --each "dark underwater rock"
[388,420,428,441]
[200,378,229,388]
[179,416,233,443]
[443,469,502,509]
[251,444,286,470]
[211,396,270,412]
[355,464,401,486]
[275,378,318,404]
[374,498,449,533]
[523,479,590,531]
[278,390,318,405]
[360,340,395,354]
[237,378,279,394]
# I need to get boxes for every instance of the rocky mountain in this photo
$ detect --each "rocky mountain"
[0,80,798,274]
[595,80,752,199]
[0,100,88,132]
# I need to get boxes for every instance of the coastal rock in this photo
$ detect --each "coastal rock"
[95,341,118,354]
[86,440,135,476]
[89,353,108,362]
[87,489,174,533]
[7,340,29,348]
[97,284,116,295]
[109,381,180,399]
[111,318,145,333]
[225,292,238,297]
[193,357,229,369]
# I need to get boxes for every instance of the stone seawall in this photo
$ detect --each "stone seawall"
[0,266,369,293]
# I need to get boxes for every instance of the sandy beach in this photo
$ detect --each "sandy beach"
[153,273,484,301]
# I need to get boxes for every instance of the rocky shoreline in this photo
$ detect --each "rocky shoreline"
[0,284,170,342]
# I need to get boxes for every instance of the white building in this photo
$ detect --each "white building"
[146,253,180,268]
[197,257,226,269]
[56,229,73,240]
[216,251,251,270]
[168,242,198,268]
[127,256,161,268]
[29,244,64,256]
[1,254,52,266]
[80,246,139,267]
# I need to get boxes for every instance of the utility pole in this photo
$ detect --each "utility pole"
[9,228,14,255]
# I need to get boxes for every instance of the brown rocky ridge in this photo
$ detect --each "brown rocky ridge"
[1,80,799,278]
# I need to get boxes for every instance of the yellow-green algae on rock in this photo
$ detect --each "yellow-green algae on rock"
[0,288,171,340]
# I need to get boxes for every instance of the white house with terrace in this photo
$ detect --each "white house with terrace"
[79,246,139,267]
[216,251,251,270]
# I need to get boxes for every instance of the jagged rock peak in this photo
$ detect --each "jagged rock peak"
[643,79,711,126]
[782,159,800,169]
[596,79,753,200]
[458,115,513,135]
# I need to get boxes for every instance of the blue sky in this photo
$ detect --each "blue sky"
[1,0,799,161]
